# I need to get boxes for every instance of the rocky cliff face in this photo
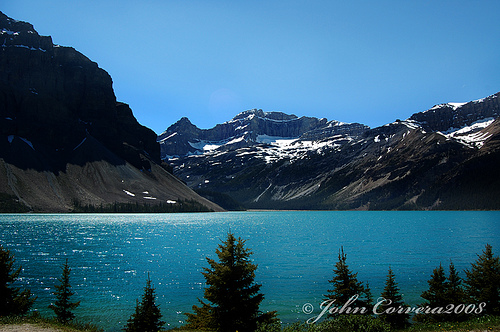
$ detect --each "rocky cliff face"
[0,11,222,212]
[0,11,159,169]
[162,93,500,210]
[409,92,500,132]
[158,108,369,158]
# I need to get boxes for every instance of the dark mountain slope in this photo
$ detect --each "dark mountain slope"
[0,11,222,212]
[162,94,500,210]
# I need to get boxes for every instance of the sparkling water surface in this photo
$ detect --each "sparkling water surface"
[1,211,499,331]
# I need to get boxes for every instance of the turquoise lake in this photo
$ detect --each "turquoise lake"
[0,211,499,331]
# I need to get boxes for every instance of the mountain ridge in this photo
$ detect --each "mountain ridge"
[158,108,369,158]
[0,11,223,212]
[160,92,500,210]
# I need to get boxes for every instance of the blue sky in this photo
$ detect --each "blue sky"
[4,1,500,134]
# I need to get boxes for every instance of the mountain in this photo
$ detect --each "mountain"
[158,109,369,158]
[0,11,223,212]
[160,93,500,210]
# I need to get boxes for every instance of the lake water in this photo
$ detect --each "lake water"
[0,211,499,331]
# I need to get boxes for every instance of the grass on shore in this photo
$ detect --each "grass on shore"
[165,315,500,332]
[1,314,499,332]
[399,315,500,332]
[0,313,103,332]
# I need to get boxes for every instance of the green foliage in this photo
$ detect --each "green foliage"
[0,193,30,213]
[444,261,468,322]
[421,264,448,308]
[464,243,500,316]
[378,267,410,329]
[257,316,391,332]
[0,311,103,331]
[315,315,391,332]
[185,232,277,332]
[324,247,372,316]
[404,314,500,331]
[184,299,215,331]
[49,259,80,324]
[417,263,450,323]
[195,189,246,211]
[416,258,483,323]
[124,274,165,332]
[255,320,283,332]
[72,198,213,213]
[0,244,36,316]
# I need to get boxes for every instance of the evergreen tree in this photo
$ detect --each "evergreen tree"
[0,244,36,316]
[445,260,467,321]
[325,247,372,315]
[185,232,277,332]
[419,261,469,322]
[418,263,448,322]
[49,259,80,323]
[464,244,500,316]
[421,264,447,308]
[379,267,409,329]
[124,274,165,332]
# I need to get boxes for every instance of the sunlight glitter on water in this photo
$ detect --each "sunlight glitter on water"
[1,211,499,331]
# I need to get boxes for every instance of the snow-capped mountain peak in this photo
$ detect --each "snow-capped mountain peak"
[158,109,369,158]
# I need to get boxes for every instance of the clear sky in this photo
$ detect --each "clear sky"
[4,1,500,134]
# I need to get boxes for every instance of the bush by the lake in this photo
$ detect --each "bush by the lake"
[256,315,391,332]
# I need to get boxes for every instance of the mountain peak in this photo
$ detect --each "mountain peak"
[161,116,198,135]
[429,102,467,111]
[159,109,369,158]
[177,116,193,125]
[231,109,299,122]
[162,91,500,211]
[410,92,500,132]
[0,11,52,52]
[0,11,33,31]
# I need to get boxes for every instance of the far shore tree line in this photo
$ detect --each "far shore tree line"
[1,238,499,332]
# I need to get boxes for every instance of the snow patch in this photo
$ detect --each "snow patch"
[1,29,18,36]
[226,136,245,145]
[439,117,495,148]
[473,94,497,104]
[13,44,47,52]
[73,137,87,150]
[235,124,249,131]
[166,200,177,204]
[158,132,177,143]
[430,102,466,111]
[188,140,221,151]
[402,120,421,130]
[256,135,298,146]
[123,190,135,197]
[18,137,35,150]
